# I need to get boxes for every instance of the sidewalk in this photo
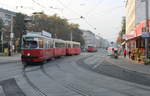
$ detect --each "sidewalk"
[105,56,150,75]
[0,54,21,64]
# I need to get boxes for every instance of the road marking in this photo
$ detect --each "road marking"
[0,86,6,96]
[92,63,100,69]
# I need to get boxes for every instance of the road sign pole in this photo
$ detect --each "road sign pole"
[144,0,149,59]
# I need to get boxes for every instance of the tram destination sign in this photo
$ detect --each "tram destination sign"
[42,30,52,38]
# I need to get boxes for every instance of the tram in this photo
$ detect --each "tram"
[66,41,81,55]
[21,31,81,64]
[53,39,66,57]
[87,46,97,52]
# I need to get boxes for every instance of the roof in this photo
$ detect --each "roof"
[0,8,16,15]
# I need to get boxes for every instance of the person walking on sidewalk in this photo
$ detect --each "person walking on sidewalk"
[128,50,131,59]
[123,49,127,58]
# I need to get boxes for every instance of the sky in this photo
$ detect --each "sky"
[0,0,125,42]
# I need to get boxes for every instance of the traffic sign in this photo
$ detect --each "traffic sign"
[141,32,150,38]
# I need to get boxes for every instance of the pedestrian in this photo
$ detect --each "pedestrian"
[128,50,131,59]
[123,49,127,58]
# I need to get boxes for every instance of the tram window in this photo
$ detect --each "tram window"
[68,44,71,48]
[55,43,59,48]
[55,42,65,48]
[45,41,49,49]
[23,41,38,49]
[73,44,79,48]
[50,43,53,48]
[49,41,53,48]
[39,40,44,48]
[30,41,38,48]
[88,46,94,48]
[48,41,50,48]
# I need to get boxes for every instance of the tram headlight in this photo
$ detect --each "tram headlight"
[27,53,31,56]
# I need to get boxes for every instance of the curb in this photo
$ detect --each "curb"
[0,60,21,64]
[105,57,150,75]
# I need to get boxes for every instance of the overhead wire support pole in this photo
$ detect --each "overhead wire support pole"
[1,31,3,53]
[9,15,14,56]
[70,31,72,41]
[144,0,149,59]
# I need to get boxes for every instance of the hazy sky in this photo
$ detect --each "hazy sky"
[0,0,125,41]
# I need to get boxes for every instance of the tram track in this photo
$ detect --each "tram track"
[39,54,95,96]
[20,52,136,96]
[40,64,93,96]
[20,53,93,96]
[40,54,133,96]
[22,66,48,96]
[20,52,141,96]
[47,54,137,96]
[75,53,150,95]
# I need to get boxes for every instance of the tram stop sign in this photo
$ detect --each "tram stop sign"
[141,32,150,38]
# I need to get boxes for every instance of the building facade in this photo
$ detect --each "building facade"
[82,30,97,48]
[126,0,136,37]
[0,8,15,26]
[82,30,109,49]
[125,0,150,59]
[0,8,16,53]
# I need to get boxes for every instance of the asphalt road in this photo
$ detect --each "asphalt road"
[0,50,150,96]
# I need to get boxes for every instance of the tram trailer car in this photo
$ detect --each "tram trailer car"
[66,41,81,55]
[53,39,66,57]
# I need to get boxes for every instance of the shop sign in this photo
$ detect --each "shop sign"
[141,32,150,38]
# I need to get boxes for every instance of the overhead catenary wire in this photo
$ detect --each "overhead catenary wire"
[16,6,36,11]
[56,0,81,17]
[56,0,97,30]
[86,0,105,17]
[31,0,47,9]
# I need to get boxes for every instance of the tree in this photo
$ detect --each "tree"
[0,18,4,52]
[13,13,26,51]
[13,13,26,38]
[117,17,126,44]
[69,23,85,45]
[30,13,85,45]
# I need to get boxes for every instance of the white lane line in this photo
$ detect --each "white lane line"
[0,86,6,96]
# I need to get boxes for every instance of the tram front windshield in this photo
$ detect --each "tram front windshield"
[88,46,94,48]
[22,37,38,49]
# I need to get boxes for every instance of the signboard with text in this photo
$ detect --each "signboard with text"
[141,32,150,38]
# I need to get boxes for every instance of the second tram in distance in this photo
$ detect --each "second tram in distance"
[87,46,97,52]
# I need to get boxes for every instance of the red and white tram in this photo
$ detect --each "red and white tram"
[87,46,97,52]
[66,41,81,55]
[21,32,54,63]
[21,32,81,64]
[53,39,66,57]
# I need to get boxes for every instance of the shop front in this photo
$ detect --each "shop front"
[124,21,147,61]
